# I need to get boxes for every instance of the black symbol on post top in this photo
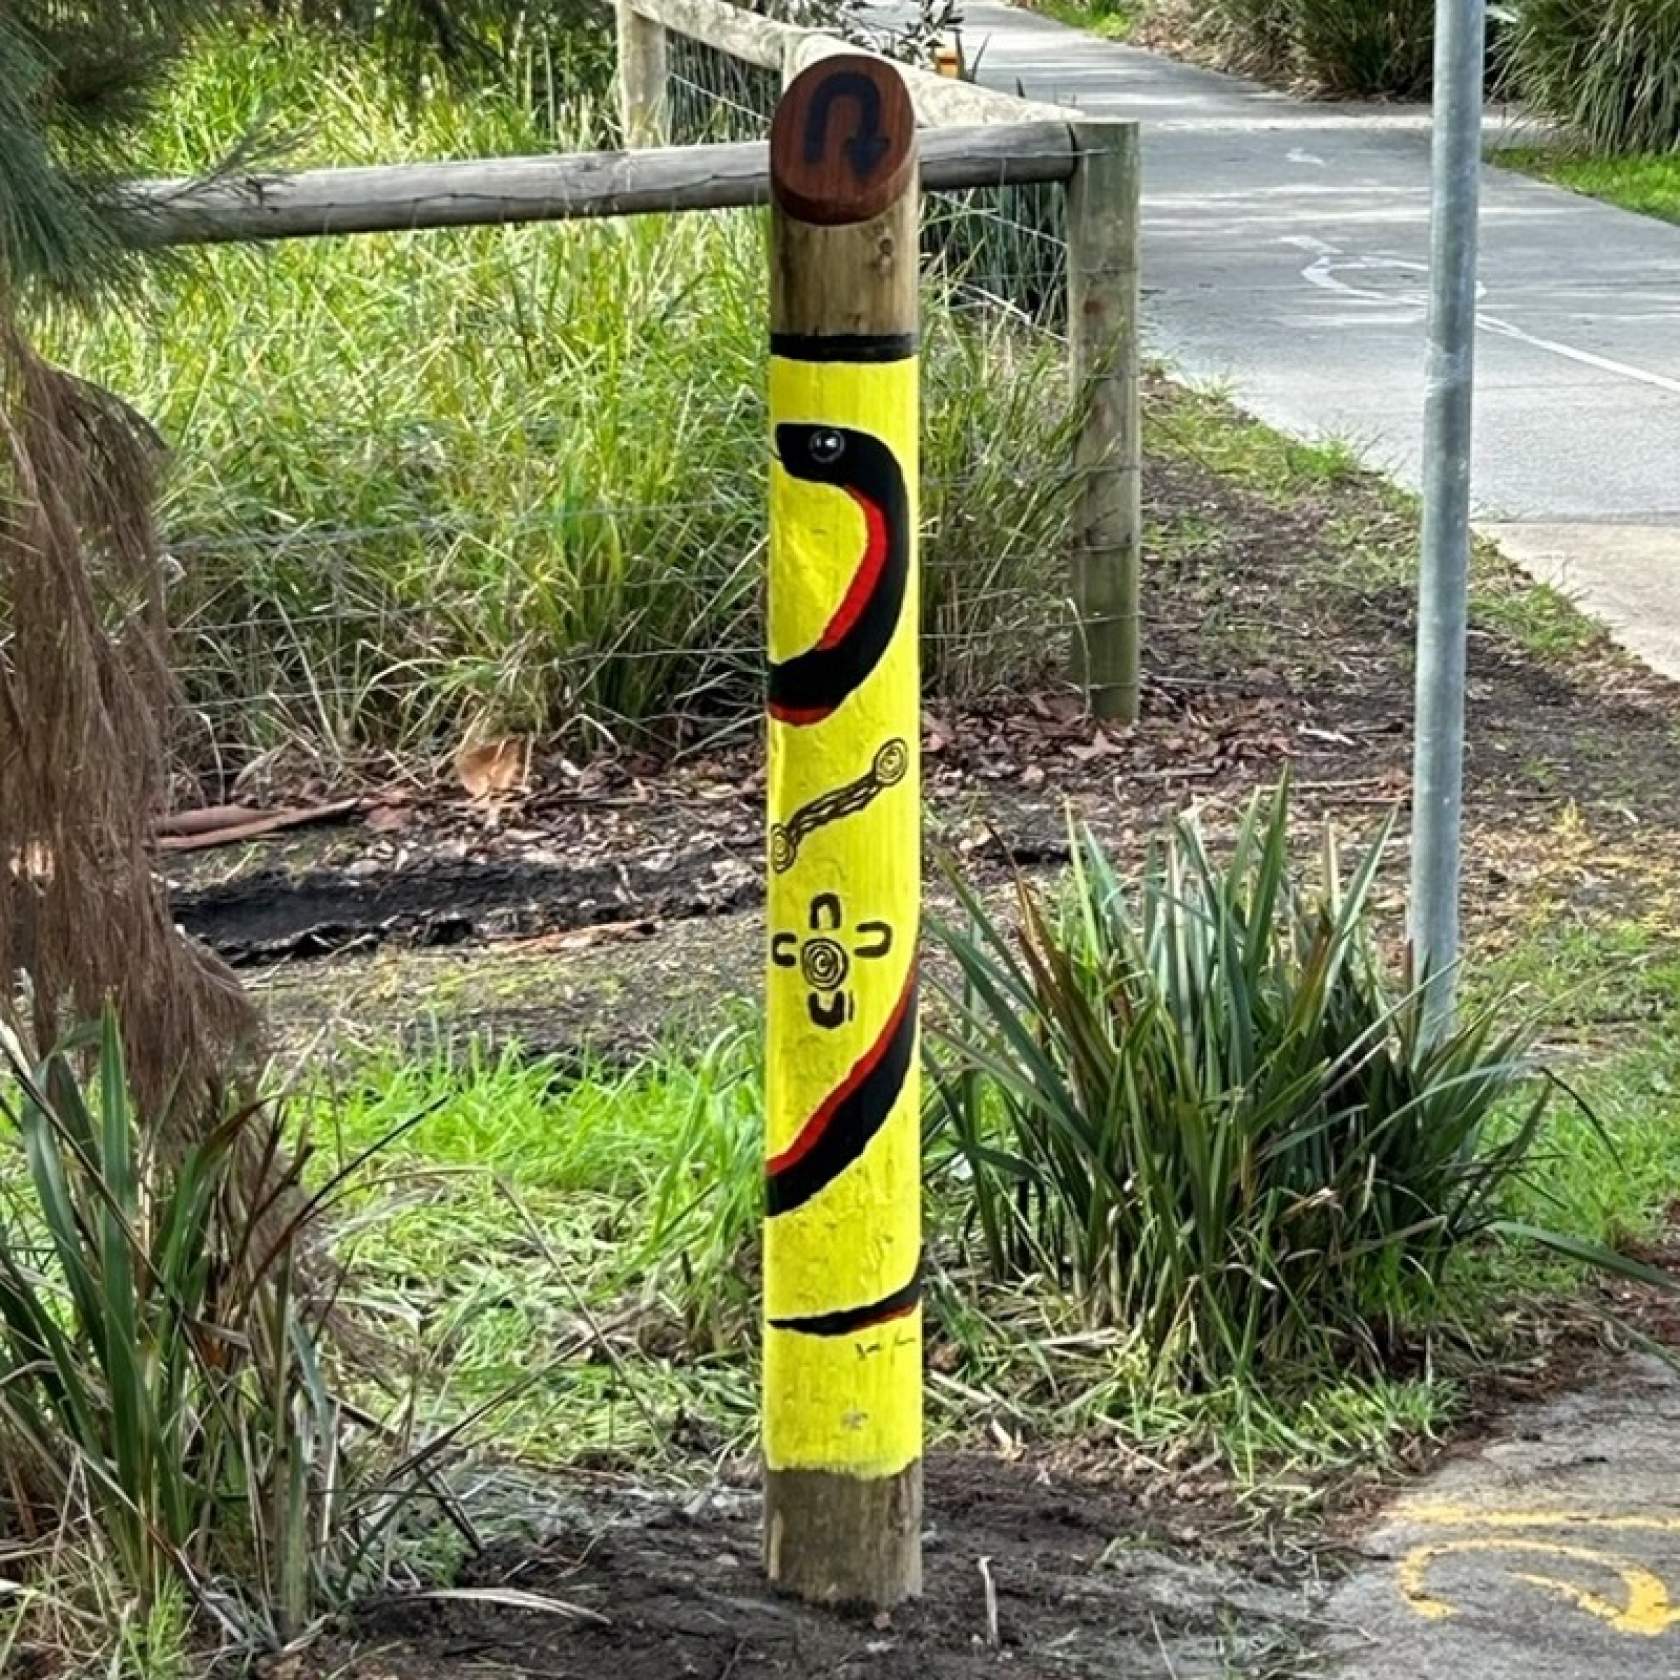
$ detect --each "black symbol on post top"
[772,892,894,1029]
[803,71,891,180]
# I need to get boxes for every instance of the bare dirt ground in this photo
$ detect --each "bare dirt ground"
[299,1454,1322,1680]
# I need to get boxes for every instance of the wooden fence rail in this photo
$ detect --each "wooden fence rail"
[116,0,1143,721]
[619,0,1070,137]
[122,125,1080,246]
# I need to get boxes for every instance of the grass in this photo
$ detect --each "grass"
[42,24,1080,773]
[274,871,1680,1497]
[297,1027,1468,1485]
[1473,912,1680,1251]
[300,1032,764,1467]
[1501,0,1680,157]
[1030,0,1139,42]
[0,1011,479,1667]
[1148,0,1436,100]
[1495,145,1680,227]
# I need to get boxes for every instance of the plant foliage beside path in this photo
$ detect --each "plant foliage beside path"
[49,25,1078,771]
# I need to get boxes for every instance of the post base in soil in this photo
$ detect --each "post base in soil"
[764,1463,924,1607]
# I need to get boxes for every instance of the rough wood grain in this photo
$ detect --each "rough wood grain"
[784,31,1071,126]
[764,1465,924,1606]
[770,61,918,343]
[630,0,789,69]
[626,0,1071,124]
[771,183,918,342]
[1067,120,1142,723]
[120,126,1076,246]
[616,0,670,147]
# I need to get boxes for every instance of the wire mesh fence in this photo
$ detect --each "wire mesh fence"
[665,28,1070,330]
[163,456,1083,766]
[669,36,779,142]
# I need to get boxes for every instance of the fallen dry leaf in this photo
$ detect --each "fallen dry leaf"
[1066,733,1121,765]
[455,735,528,801]
[365,803,412,834]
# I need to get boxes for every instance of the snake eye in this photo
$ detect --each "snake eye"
[808,429,845,465]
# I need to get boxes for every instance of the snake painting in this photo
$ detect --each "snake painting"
[768,421,910,727]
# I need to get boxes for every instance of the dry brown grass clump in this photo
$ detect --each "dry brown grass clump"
[0,322,254,1122]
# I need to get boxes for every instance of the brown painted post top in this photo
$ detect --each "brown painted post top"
[769,55,916,227]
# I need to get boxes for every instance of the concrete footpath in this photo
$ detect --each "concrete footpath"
[924,2,1680,679]
[1323,1357,1680,1678]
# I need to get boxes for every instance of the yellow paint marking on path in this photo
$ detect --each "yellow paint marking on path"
[1407,1503,1680,1535]
[1399,1538,1680,1637]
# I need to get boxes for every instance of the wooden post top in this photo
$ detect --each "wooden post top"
[769,54,916,227]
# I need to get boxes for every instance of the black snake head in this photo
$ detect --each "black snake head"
[776,422,856,488]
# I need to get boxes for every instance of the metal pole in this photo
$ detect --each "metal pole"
[1410,0,1486,1038]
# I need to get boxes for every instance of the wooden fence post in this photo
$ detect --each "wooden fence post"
[1066,120,1141,724]
[763,54,923,1610]
[616,0,669,147]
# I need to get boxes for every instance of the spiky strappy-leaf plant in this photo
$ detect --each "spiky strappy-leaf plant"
[927,785,1572,1389]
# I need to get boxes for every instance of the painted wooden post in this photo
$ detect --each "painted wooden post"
[763,54,922,1609]
[1066,120,1142,724]
[616,0,669,147]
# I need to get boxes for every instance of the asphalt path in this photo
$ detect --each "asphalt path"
[926,3,1680,676]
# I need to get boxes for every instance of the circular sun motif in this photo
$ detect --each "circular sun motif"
[800,936,850,992]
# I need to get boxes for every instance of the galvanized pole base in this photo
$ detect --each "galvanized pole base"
[1410,0,1487,1037]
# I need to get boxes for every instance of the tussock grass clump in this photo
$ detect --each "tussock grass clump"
[1506,0,1680,154]
[50,26,1076,769]
[0,1012,452,1656]
[1192,0,1436,98]
[929,785,1565,1391]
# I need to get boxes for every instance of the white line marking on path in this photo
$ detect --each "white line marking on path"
[1287,238,1680,400]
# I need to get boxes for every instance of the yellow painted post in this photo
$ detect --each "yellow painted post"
[762,55,922,1609]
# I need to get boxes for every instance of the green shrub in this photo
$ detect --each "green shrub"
[0,1011,443,1648]
[1197,0,1295,79]
[1199,0,1436,98]
[1506,0,1680,153]
[927,786,1564,1389]
[1288,0,1436,97]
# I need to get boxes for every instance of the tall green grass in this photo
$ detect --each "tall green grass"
[1190,0,1436,98]
[47,25,1078,769]
[1505,0,1680,153]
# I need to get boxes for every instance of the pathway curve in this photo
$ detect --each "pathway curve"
[934,3,1680,676]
